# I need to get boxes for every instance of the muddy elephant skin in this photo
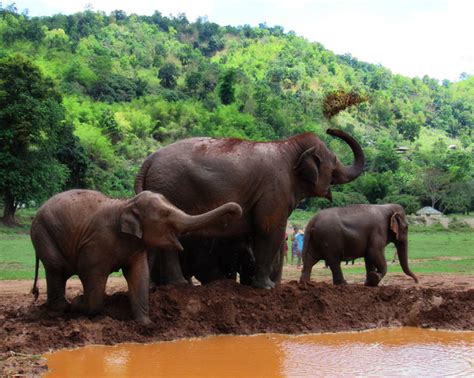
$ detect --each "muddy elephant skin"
[30,189,242,324]
[135,129,365,289]
[300,203,419,286]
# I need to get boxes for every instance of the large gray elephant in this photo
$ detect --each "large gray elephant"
[30,189,242,324]
[299,204,419,286]
[135,129,365,289]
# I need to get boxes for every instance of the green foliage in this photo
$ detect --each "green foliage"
[0,8,471,215]
[0,54,79,224]
[378,194,420,215]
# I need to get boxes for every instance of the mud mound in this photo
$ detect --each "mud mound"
[1,280,473,375]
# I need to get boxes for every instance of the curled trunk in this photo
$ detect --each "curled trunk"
[327,128,365,184]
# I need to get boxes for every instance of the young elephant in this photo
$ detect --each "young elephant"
[31,189,242,324]
[299,204,418,287]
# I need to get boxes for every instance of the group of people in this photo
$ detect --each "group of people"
[283,226,305,268]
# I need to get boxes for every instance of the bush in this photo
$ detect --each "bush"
[378,194,420,215]
[309,191,369,210]
[448,218,471,231]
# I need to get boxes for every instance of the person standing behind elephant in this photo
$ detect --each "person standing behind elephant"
[283,232,289,264]
[295,228,305,268]
[291,226,298,264]
[30,189,242,324]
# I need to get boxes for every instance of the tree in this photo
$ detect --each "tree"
[413,168,451,208]
[158,63,179,89]
[0,55,72,225]
[219,68,236,105]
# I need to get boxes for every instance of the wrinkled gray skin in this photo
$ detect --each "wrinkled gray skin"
[299,204,419,286]
[135,129,365,289]
[30,190,242,324]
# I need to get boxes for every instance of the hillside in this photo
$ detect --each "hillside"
[0,6,472,218]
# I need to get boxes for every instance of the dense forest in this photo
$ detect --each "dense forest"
[1,5,473,225]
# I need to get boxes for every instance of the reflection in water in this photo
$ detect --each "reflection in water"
[45,328,473,377]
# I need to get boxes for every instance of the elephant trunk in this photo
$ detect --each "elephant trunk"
[327,128,365,184]
[176,202,243,234]
[395,241,419,283]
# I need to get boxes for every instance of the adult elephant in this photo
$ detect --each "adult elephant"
[135,129,365,289]
[299,204,419,286]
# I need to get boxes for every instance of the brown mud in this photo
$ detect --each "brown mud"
[1,274,473,376]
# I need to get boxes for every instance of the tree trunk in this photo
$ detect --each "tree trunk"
[1,191,18,227]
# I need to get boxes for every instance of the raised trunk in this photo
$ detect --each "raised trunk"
[327,128,365,184]
[176,202,242,234]
[395,241,419,283]
[1,192,18,227]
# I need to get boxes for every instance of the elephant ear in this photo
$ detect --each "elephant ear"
[120,204,142,239]
[294,147,321,186]
[390,212,402,241]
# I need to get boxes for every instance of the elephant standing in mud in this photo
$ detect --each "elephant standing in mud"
[299,204,419,286]
[135,128,365,289]
[30,189,242,324]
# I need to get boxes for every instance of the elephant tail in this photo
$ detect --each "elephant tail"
[134,154,154,194]
[31,256,39,301]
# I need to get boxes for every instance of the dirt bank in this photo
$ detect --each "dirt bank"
[1,275,473,376]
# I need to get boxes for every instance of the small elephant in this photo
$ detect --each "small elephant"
[30,189,242,324]
[299,204,418,287]
[180,237,256,285]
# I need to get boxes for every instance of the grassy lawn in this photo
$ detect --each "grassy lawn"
[0,209,473,280]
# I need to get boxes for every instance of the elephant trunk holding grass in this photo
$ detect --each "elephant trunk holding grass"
[300,204,418,286]
[30,189,242,324]
[135,128,365,289]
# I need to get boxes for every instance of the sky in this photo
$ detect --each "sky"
[12,0,474,82]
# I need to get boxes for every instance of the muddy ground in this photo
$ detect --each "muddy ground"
[1,273,473,376]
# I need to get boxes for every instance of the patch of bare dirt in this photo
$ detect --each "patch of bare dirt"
[1,275,473,376]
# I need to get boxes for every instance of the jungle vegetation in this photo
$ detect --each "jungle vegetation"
[1,5,473,225]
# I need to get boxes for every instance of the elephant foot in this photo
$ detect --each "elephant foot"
[47,298,70,315]
[159,277,190,286]
[70,295,86,313]
[365,271,380,287]
[251,275,275,289]
[333,280,348,285]
[135,315,152,326]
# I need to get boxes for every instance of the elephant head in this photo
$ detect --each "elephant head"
[294,128,365,201]
[120,191,242,251]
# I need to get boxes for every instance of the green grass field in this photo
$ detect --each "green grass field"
[0,228,472,281]
[0,208,472,280]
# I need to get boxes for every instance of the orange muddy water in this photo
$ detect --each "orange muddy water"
[45,328,473,377]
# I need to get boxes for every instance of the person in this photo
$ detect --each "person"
[283,232,289,264]
[291,226,300,266]
[295,228,304,268]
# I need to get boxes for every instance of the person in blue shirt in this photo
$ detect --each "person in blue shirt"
[292,227,305,268]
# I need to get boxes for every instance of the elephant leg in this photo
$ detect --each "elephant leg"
[364,258,378,286]
[78,273,108,316]
[31,225,70,312]
[239,246,255,286]
[300,252,318,282]
[269,245,284,285]
[157,248,188,285]
[329,263,347,285]
[123,252,151,325]
[45,269,70,313]
[365,246,387,287]
[252,230,285,289]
